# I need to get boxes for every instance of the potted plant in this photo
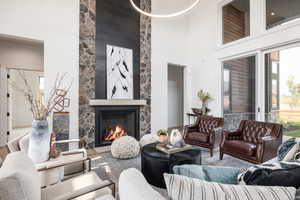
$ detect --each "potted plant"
[192,89,213,115]
[157,129,168,143]
[11,72,72,163]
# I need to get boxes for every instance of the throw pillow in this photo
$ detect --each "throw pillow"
[296,189,300,200]
[164,173,226,200]
[294,151,300,160]
[221,182,296,200]
[173,165,241,184]
[173,165,207,181]
[164,173,296,200]
[277,137,298,161]
[283,143,300,161]
[238,161,300,188]
[202,165,241,184]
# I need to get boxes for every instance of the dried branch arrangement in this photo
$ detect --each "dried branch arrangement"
[10,71,72,120]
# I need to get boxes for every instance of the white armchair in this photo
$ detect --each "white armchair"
[6,133,91,187]
[0,152,115,200]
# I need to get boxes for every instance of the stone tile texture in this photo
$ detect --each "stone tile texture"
[79,0,152,147]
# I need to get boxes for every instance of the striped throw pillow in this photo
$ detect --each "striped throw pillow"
[164,174,296,200]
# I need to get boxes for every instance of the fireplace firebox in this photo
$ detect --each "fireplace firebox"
[95,106,140,147]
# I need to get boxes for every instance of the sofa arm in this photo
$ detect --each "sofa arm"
[54,139,81,144]
[37,156,91,172]
[185,123,198,132]
[64,179,115,200]
[119,168,166,200]
[211,127,223,147]
[220,130,243,148]
[42,179,115,200]
[220,129,242,142]
[183,124,199,138]
[224,130,243,139]
[258,136,281,163]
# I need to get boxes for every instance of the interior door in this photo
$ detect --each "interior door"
[0,67,8,145]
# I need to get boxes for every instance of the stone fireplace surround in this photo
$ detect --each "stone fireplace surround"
[79,0,151,148]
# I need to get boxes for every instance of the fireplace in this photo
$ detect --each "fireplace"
[95,106,140,147]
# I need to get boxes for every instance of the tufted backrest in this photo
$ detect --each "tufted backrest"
[197,116,224,134]
[240,120,282,144]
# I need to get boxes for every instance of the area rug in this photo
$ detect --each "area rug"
[90,147,253,199]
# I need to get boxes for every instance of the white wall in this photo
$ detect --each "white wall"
[0,38,43,70]
[151,0,191,132]
[187,0,300,120]
[0,0,79,145]
[187,0,222,118]
[152,0,300,131]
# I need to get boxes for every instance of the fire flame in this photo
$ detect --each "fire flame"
[104,125,127,141]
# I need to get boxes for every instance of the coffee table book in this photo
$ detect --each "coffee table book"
[156,143,192,154]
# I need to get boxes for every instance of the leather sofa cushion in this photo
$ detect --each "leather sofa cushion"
[223,140,256,156]
[187,132,208,143]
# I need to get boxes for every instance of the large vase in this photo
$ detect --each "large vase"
[169,129,183,146]
[28,120,51,164]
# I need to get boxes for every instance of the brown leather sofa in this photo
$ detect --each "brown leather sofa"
[220,120,283,164]
[183,115,224,157]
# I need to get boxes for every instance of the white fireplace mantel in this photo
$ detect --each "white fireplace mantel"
[89,99,147,106]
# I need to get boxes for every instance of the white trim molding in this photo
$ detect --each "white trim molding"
[89,99,147,106]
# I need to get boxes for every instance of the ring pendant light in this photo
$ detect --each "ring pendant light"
[129,0,200,18]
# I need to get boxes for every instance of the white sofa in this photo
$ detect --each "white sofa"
[119,168,300,200]
[119,168,166,200]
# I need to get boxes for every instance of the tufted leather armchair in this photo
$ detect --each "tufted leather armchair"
[183,115,224,157]
[220,120,283,164]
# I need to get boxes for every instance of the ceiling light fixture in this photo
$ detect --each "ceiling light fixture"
[129,0,200,18]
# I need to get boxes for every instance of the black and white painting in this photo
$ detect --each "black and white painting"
[106,45,133,99]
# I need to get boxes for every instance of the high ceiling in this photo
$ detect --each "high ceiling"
[229,0,300,28]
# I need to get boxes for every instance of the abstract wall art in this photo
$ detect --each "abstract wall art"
[106,45,133,99]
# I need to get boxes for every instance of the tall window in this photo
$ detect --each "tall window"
[222,0,250,44]
[223,56,256,130]
[223,68,231,114]
[266,0,300,29]
[265,47,300,138]
[265,52,280,113]
[39,76,45,93]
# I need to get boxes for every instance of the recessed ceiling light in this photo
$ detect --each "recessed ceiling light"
[271,12,276,16]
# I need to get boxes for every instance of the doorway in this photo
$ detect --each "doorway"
[168,64,184,129]
[0,35,44,144]
[7,69,44,140]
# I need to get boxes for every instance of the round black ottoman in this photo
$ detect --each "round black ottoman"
[141,143,202,188]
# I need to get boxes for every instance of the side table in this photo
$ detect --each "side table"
[141,143,202,188]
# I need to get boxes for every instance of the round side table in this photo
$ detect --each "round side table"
[141,143,202,188]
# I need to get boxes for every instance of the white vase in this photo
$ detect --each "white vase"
[28,120,51,164]
[169,129,183,146]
